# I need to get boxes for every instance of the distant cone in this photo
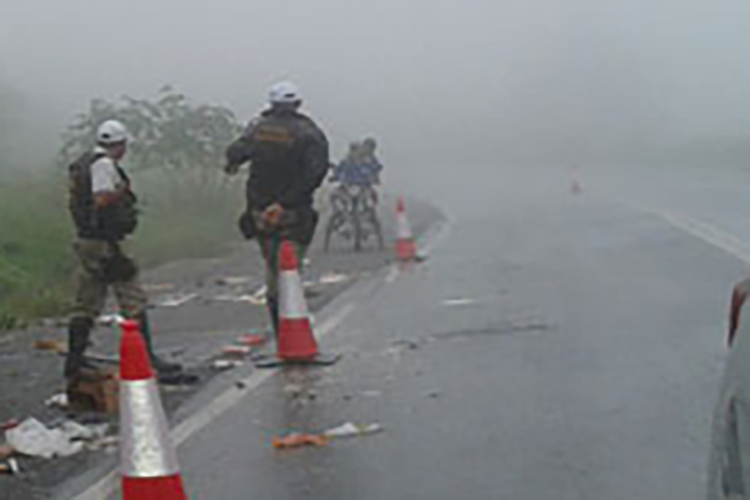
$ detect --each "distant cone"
[119,320,188,500]
[255,241,340,368]
[395,196,417,262]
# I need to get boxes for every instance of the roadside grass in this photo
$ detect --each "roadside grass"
[0,170,243,329]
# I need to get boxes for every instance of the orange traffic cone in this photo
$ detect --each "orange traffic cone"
[395,196,418,262]
[120,320,188,500]
[255,241,340,368]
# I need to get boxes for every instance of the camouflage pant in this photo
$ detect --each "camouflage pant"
[70,239,147,321]
[253,211,308,302]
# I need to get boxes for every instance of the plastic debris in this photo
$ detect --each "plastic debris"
[324,422,383,439]
[142,283,175,292]
[6,418,85,459]
[97,314,124,327]
[0,458,20,475]
[0,419,19,431]
[318,272,349,285]
[222,345,253,357]
[0,444,16,460]
[442,297,478,307]
[272,433,328,449]
[156,293,198,308]
[237,334,267,347]
[45,393,69,409]
[33,339,65,352]
[212,360,242,371]
[215,276,253,286]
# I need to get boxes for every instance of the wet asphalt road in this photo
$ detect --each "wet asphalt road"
[94,184,744,499]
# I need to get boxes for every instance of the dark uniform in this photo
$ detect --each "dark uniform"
[225,107,329,331]
[66,149,177,378]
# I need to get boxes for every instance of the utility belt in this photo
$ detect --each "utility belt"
[238,205,318,246]
[74,239,139,284]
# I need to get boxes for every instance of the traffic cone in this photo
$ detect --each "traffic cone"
[255,241,340,368]
[119,320,188,500]
[395,196,418,262]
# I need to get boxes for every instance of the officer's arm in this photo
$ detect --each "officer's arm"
[224,120,257,174]
[280,124,330,206]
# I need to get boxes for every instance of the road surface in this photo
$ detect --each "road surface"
[66,166,750,499]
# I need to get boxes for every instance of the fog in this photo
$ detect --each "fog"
[2,0,750,195]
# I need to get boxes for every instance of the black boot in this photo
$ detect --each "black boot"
[65,317,95,379]
[136,313,182,374]
[267,297,280,337]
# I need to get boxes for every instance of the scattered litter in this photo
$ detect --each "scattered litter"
[318,272,350,285]
[156,293,198,308]
[222,345,253,357]
[387,339,420,354]
[236,380,247,389]
[0,419,19,431]
[426,390,442,399]
[324,422,383,439]
[442,297,478,307]
[215,276,253,286]
[361,390,382,398]
[142,283,175,292]
[0,458,20,475]
[212,360,243,371]
[97,314,124,327]
[158,372,199,386]
[0,444,16,460]
[7,418,84,459]
[283,384,303,397]
[212,289,266,306]
[237,334,267,347]
[33,339,64,352]
[45,393,69,409]
[272,433,327,449]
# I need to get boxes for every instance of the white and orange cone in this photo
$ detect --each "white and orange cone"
[255,241,340,368]
[119,320,188,500]
[395,196,418,263]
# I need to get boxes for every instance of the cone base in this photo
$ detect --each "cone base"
[253,352,341,369]
[123,475,187,500]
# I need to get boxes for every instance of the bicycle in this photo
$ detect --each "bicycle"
[324,183,385,252]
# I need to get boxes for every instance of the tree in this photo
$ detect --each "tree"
[59,86,242,174]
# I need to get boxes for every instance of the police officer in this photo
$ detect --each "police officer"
[224,81,330,333]
[66,120,182,380]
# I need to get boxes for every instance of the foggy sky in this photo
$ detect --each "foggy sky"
[2,0,750,184]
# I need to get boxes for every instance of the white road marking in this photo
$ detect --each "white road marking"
[655,210,750,265]
[69,303,355,500]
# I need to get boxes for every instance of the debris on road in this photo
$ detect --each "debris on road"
[222,345,254,357]
[361,390,382,398]
[97,314,124,327]
[156,293,198,308]
[318,272,350,285]
[45,393,69,409]
[6,418,86,459]
[212,288,266,306]
[237,333,268,347]
[324,422,383,439]
[442,297,478,307]
[0,458,20,475]
[0,444,16,460]
[142,283,175,292]
[215,276,253,286]
[33,339,64,353]
[211,360,243,371]
[272,433,328,449]
[0,419,19,431]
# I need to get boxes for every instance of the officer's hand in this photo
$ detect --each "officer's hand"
[224,163,240,176]
[262,203,285,227]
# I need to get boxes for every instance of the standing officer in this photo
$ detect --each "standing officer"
[66,120,182,380]
[224,81,330,333]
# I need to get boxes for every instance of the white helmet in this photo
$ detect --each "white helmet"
[96,120,129,145]
[269,81,302,105]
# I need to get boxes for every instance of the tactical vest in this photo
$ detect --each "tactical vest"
[68,152,138,241]
[245,113,308,208]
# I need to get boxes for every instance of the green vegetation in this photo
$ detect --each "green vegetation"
[0,88,244,329]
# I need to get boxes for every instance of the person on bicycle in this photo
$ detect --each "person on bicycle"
[331,138,382,187]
